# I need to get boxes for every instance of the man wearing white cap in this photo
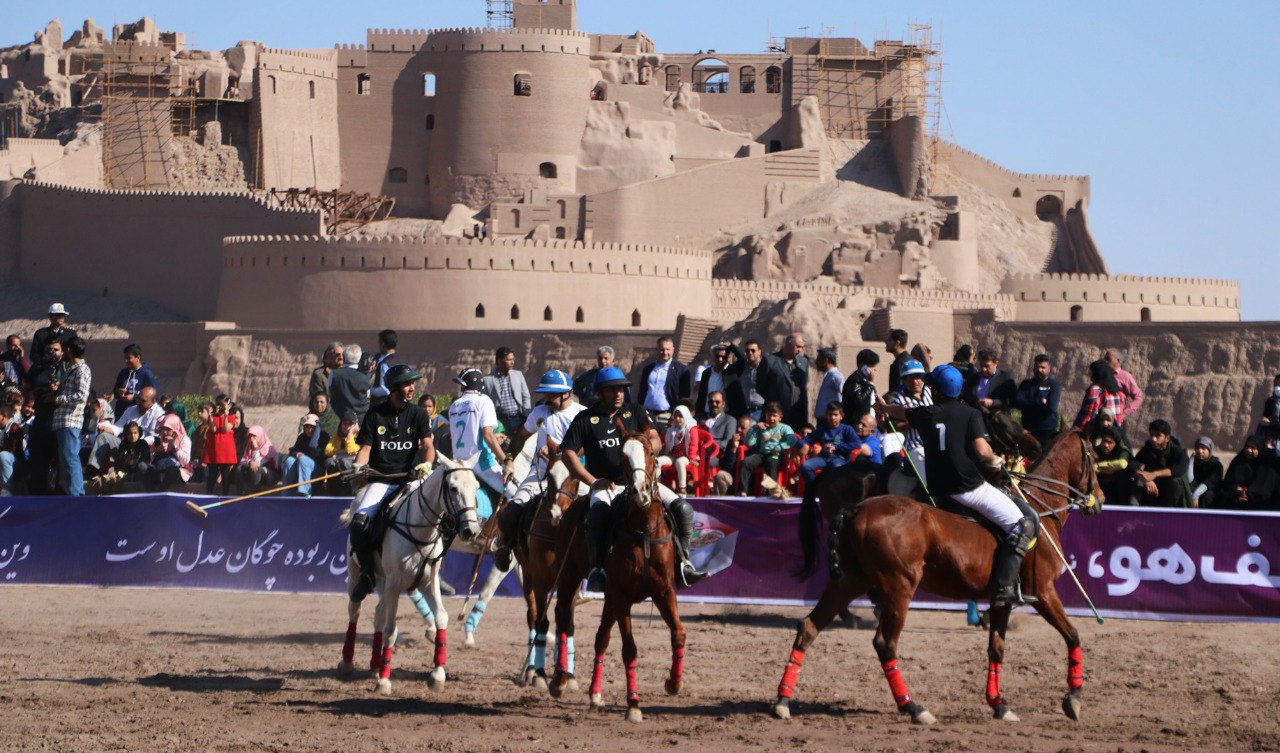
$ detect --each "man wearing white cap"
[31,304,77,363]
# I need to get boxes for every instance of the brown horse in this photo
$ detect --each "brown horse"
[773,430,1102,724]
[587,427,686,723]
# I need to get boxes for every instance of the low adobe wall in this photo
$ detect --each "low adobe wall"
[216,235,713,331]
[1002,273,1240,323]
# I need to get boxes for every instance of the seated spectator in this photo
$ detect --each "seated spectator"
[713,416,754,496]
[798,402,861,485]
[737,402,797,496]
[1094,426,1132,505]
[110,421,152,482]
[325,409,361,491]
[147,414,192,491]
[701,391,735,463]
[1189,437,1224,508]
[1222,436,1279,510]
[1131,420,1192,507]
[202,395,239,496]
[850,413,884,465]
[0,401,19,495]
[418,393,446,434]
[81,397,113,468]
[88,386,165,475]
[230,404,249,458]
[1258,374,1280,454]
[657,405,718,495]
[236,425,279,494]
[311,392,339,438]
[283,414,329,497]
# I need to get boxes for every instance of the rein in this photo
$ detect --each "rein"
[385,466,476,560]
[1006,434,1099,523]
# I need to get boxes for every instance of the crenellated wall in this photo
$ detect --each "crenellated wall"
[710,277,1018,324]
[253,48,341,190]
[13,181,323,319]
[1001,273,1240,323]
[216,235,712,331]
[935,140,1091,221]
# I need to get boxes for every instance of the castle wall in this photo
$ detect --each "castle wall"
[253,49,341,190]
[1002,273,1240,323]
[710,278,1017,324]
[656,54,788,143]
[14,182,323,319]
[935,140,1090,221]
[216,235,712,331]
[513,0,578,31]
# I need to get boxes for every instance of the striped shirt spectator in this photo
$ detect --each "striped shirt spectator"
[891,386,933,449]
[52,359,92,431]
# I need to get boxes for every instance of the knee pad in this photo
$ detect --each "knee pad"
[1005,515,1040,556]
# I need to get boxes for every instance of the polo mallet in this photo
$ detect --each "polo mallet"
[183,470,347,518]
[884,416,936,508]
[1008,481,1105,624]
[457,491,510,621]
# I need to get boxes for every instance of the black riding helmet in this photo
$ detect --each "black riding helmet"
[385,364,423,391]
[453,368,485,392]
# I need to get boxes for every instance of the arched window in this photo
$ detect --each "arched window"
[357,73,371,95]
[765,66,782,94]
[664,65,681,92]
[1070,305,1084,322]
[768,139,783,153]
[557,199,567,219]
[631,310,642,327]
[544,306,553,321]
[514,72,532,96]
[1140,307,1152,322]
[1036,195,1064,218]
[425,114,435,130]
[388,167,408,183]
[555,227,567,239]
[268,75,277,94]
[740,65,757,94]
[694,58,729,94]
[539,162,558,180]
[510,208,521,228]
[511,304,521,320]
[423,73,436,96]
[575,307,585,323]
[475,304,486,318]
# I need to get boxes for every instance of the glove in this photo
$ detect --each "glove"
[352,462,368,476]
[414,462,433,480]
[983,455,1005,473]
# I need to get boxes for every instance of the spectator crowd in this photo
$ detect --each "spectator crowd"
[4,302,1280,513]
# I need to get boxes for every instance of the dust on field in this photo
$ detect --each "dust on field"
[1,587,1277,752]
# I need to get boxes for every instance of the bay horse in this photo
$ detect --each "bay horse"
[588,425,686,723]
[336,457,482,694]
[773,430,1102,724]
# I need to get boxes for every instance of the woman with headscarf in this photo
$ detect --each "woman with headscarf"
[950,344,975,380]
[1190,436,1224,508]
[910,343,934,373]
[1223,436,1279,510]
[283,413,329,497]
[657,405,719,495]
[1094,425,1133,506]
[236,425,280,494]
[1073,360,1128,431]
[148,413,193,491]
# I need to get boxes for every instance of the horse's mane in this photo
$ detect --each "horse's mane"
[1027,430,1088,476]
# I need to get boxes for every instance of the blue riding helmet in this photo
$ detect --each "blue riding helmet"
[535,369,573,394]
[931,364,964,399]
[594,365,632,389]
[900,359,926,377]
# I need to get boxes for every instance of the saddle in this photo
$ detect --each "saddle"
[604,501,676,558]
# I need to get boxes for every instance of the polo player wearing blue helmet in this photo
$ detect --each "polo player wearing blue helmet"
[559,366,708,591]
[492,369,587,569]
[877,364,1040,608]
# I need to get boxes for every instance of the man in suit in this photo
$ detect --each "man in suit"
[695,344,739,419]
[725,340,764,419]
[483,346,532,434]
[963,349,1016,412]
[573,345,631,404]
[764,333,811,430]
[637,336,691,432]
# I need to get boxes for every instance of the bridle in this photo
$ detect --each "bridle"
[1007,433,1102,524]
[385,466,478,558]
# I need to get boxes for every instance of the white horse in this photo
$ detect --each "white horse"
[337,456,482,694]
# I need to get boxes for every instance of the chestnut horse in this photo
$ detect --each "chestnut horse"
[773,430,1102,724]
[587,427,686,723]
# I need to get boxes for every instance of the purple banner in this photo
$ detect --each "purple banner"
[1,496,1278,622]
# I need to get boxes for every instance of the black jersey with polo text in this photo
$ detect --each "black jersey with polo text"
[559,402,650,485]
[906,400,990,496]
[357,401,430,475]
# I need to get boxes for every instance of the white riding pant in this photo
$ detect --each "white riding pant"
[949,482,1024,535]
[352,480,417,516]
[590,483,678,508]
[511,470,546,507]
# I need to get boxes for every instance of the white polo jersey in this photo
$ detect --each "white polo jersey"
[524,401,587,475]
[449,391,499,462]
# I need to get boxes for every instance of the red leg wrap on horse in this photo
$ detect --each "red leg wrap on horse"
[625,659,639,703]
[881,659,912,707]
[985,661,1003,706]
[341,622,357,664]
[434,628,447,668]
[590,654,606,696]
[777,648,805,699]
[371,631,384,671]
[670,647,685,681]
[379,645,393,680]
[556,633,570,674]
[1067,646,1084,690]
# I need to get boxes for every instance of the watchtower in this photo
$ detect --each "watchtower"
[512,0,577,31]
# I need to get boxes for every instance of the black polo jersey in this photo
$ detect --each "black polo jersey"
[559,402,650,485]
[357,400,430,475]
[906,399,989,496]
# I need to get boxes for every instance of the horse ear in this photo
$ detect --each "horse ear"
[860,471,880,501]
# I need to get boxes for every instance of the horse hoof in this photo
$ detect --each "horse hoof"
[993,705,1020,722]
[772,698,792,720]
[374,678,392,695]
[337,661,354,679]
[532,674,549,690]
[565,677,580,693]
[589,692,604,710]
[664,677,682,696]
[1063,692,1082,721]
[427,669,447,692]
[912,709,937,726]
[626,707,643,723]
[424,629,436,644]
[464,631,477,648]
[521,667,537,687]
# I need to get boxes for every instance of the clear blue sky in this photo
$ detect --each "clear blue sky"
[7,1,1279,318]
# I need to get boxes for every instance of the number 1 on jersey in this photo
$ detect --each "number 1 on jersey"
[936,423,946,450]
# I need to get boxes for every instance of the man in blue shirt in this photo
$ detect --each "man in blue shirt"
[1013,354,1062,449]
[637,336,690,432]
[798,402,862,484]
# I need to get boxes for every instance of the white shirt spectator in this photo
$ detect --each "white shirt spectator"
[644,359,672,413]
[449,391,499,462]
[111,403,167,442]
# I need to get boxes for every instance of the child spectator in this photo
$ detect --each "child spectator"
[325,409,361,491]
[190,402,213,479]
[0,401,19,495]
[1190,437,1224,508]
[203,395,239,495]
[147,414,192,491]
[230,404,249,458]
[737,402,797,496]
[110,421,152,483]
[713,416,755,496]
[236,425,279,494]
[798,402,861,485]
[1094,426,1132,505]
[111,344,159,418]
[283,413,329,497]
[657,405,718,495]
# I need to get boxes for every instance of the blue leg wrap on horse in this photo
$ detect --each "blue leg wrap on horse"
[465,600,487,632]
[525,630,538,669]
[409,589,434,621]
[533,633,548,670]
[567,635,575,675]
[966,600,981,626]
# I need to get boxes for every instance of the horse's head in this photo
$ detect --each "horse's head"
[1033,430,1104,517]
[616,417,658,508]
[546,458,577,525]
[436,455,483,542]
[985,409,1037,459]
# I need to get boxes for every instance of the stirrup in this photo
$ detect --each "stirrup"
[586,568,607,593]
[677,561,708,589]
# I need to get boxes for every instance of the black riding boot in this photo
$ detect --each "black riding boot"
[989,515,1040,608]
[584,502,610,592]
[669,497,709,588]
[348,513,377,603]
[492,498,525,571]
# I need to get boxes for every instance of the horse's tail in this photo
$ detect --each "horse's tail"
[794,475,823,581]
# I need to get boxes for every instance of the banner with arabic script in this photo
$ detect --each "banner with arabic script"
[0,496,1278,622]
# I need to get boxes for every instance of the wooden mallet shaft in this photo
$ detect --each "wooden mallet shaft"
[184,471,348,518]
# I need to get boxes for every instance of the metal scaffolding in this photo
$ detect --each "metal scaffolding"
[487,0,514,29]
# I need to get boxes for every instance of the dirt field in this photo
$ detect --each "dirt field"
[1,587,1277,753]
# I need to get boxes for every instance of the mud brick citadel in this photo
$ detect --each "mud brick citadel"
[0,0,1264,444]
